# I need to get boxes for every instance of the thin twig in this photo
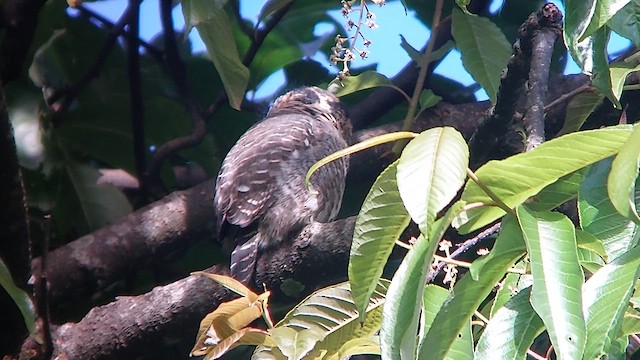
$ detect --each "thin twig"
[544,83,591,111]
[144,0,208,192]
[427,222,501,282]
[127,0,147,196]
[75,5,163,62]
[49,6,135,119]
[392,0,444,154]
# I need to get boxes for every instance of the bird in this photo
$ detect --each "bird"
[213,86,352,286]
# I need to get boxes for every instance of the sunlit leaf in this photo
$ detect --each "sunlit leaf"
[517,205,586,360]
[455,125,633,234]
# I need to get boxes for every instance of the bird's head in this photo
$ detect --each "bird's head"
[267,87,352,142]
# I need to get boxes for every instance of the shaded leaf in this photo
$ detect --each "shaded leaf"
[182,0,249,110]
[609,123,640,223]
[350,160,410,322]
[381,201,466,360]
[475,287,545,360]
[583,246,640,358]
[451,8,511,103]
[0,258,35,335]
[557,91,605,136]
[579,158,640,260]
[65,162,132,231]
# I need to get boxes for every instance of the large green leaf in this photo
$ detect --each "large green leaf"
[397,127,468,235]
[451,8,511,103]
[579,158,640,260]
[583,246,640,358]
[254,280,388,359]
[609,123,640,223]
[418,215,524,360]
[380,201,466,360]
[182,0,249,110]
[517,205,586,360]
[349,160,410,323]
[474,287,545,360]
[455,125,634,234]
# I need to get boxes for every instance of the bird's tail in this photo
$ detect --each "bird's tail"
[229,234,259,286]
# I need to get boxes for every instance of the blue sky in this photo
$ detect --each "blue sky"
[79,0,631,101]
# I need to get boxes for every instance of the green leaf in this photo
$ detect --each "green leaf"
[418,285,473,360]
[418,230,523,360]
[350,160,410,323]
[325,336,381,360]
[557,91,605,136]
[270,327,323,360]
[610,62,640,104]
[469,214,527,280]
[65,162,133,231]
[581,0,632,40]
[329,71,403,98]
[528,169,587,212]
[516,205,586,360]
[591,27,621,108]
[564,0,597,68]
[0,258,36,335]
[380,201,466,360]
[397,127,469,234]
[608,0,640,47]
[475,287,545,360]
[609,124,640,223]
[579,158,640,260]
[257,0,294,25]
[451,8,511,103]
[254,280,389,359]
[418,89,442,114]
[455,125,634,234]
[182,0,249,110]
[576,229,608,261]
[469,214,526,281]
[583,246,640,358]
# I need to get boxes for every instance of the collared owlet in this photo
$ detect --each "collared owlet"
[214,87,352,285]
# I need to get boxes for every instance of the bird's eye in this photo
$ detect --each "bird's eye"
[300,90,320,105]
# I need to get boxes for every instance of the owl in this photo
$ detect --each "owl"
[214,87,352,286]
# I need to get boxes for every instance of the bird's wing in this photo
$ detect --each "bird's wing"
[214,114,321,231]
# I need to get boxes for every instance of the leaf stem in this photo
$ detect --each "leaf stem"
[466,168,516,216]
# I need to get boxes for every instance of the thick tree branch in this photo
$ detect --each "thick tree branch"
[31,181,217,309]
[523,3,562,150]
[26,217,356,360]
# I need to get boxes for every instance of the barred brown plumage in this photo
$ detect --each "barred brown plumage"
[213,87,352,286]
